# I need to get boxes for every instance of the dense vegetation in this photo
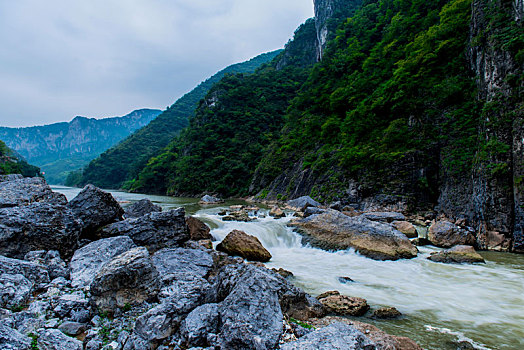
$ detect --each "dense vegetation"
[0,140,40,177]
[72,51,281,189]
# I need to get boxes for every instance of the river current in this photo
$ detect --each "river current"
[53,186,524,350]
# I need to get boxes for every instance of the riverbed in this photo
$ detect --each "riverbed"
[53,186,524,350]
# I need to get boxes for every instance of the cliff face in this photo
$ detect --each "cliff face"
[447,0,523,251]
[313,0,362,60]
[0,109,161,184]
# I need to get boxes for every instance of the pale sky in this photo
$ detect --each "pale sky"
[0,0,314,127]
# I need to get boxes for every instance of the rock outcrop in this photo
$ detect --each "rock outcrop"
[291,210,417,260]
[428,221,476,248]
[100,208,189,252]
[124,198,162,218]
[216,230,272,262]
[0,176,66,208]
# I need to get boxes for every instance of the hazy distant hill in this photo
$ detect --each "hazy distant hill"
[0,109,161,184]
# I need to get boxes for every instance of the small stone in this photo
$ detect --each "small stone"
[269,206,286,218]
[58,321,86,336]
[272,268,294,278]
[338,276,354,284]
[392,221,418,238]
[317,291,369,316]
[428,245,485,264]
[372,307,402,319]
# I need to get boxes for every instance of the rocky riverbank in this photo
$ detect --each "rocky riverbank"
[0,176,424,349]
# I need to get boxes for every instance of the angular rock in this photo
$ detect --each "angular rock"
[53,292,91,322]
[58,321,86,336]
[199,195,224,204]
[100,208,189,252]
[280,322,376,350]
[37,328,83,350]
[186,216,212,241]
[124,198,162,218]
[0,176,67,208]
[207,264,325,349]
[69,236,137,289]
[291,209,417,260]
[90,247,160,313]
[24,250,68,280]
[67,184,124,238]
[428,245,485,264]
[0,273,32,309]
[180,303,220,348]
[222,210,254,222]
[361,212,406,223]
[11,311,43,334]
[0,324,32,350]
[0,203,83,259]
[392,221,418,238]
[269,206,286,218]
[304,206,326,217]
[372,307,402,319]
[216,230,272,262]
[317,291,369,316]
[428,221,476,248]
[287,196,321,211]
[0,255,50,286]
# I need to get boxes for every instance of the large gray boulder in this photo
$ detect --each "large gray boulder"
[69,236,137,289]
[67,184,124,238]
[287,196,321,211]
[290,210,417,260]
[428,221,476,248]
[0,203,83,259]
[180,303,220,348]
[208,264,325,349]
[0,323,32,350]
[0,176,67,208]
[90,247,160,313]
[281,322,376,350]
[0,273,32,309]
[0,255,50,286]
[124,198,162,218]
[100,208,189,252]
[37,328,83,350]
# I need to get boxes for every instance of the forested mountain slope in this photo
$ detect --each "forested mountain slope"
[0,140,40,177]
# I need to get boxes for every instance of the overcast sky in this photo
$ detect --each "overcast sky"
[0,0,314,127]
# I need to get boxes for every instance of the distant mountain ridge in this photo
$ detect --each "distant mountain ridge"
[0,109,161,184]
[73,50,282,190]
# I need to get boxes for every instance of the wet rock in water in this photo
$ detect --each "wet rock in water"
[0,176,67,208]
[0,323,32,350]
[24,250,68,280]
[199,195,224,204]
[269,206,286,218]
[392,221,418,238]
[412,237,431,246]
[179,303,220,348]
[372,307,402,319]
[428,220,476,248]
[0,255,50,286]
[124,198,162,218]
[338,276,354,284]
[0,203,83,260]
[222,210,254,222]
[37,328,83,350]
[216,230,272,262]
[309,316,422,350]
[58,321,86,336]
[280,322,376,350]
[203,264,324,349]
[361,212,406,223]
[90,247,160,313]
[287,196,321,212]
[67,184,124,238]
[317,291,369,316]
[290,209,417,261]
[428,245,485,264]
[272,267,294,278]
[69,236,137,289]
[100,208,189,252]
[0,273,32,309]
[186,216,212,241]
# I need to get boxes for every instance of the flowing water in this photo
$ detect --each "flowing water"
[54,186,524,350]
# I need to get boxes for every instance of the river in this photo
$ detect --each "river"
[53,186,524,350]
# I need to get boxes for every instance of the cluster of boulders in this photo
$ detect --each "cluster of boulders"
[0,177,423,349]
